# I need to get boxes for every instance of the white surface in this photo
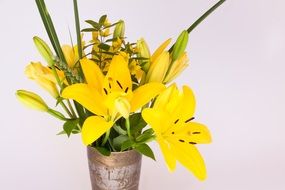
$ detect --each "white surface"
[1,0,285,189]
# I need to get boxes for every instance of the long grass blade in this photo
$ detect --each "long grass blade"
[35,0,67,64]
[73,0,83,59]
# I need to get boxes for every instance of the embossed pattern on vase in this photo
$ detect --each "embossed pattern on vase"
[87,147,142,190]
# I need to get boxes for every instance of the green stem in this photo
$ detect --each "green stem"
[125,118,131,139]
[67,100,77,117]
[101,129,110,146]
[59,101,73,118]
[169,0,226,52]
[187,0,226,34]
[47,108,67,121]
[50,65,74,118]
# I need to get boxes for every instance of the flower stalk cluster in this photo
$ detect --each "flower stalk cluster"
[16,0,226,181]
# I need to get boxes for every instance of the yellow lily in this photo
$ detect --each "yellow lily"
[163,52,189,83]
[62,54,165,145]
[145,38,172,83]
[62,44,80,68]
[142,84,211,180]
[25,62,64,98]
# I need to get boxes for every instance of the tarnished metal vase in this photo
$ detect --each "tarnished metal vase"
[87,146,142,190]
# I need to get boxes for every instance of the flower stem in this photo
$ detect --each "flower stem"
[59,101,73,118]
[125,118,131,139]
[101,129,110,146]
[67,99,77,117]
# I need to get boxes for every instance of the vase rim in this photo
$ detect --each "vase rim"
[87,145,137,155]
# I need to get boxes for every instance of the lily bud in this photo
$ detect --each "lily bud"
[115,97,131,119]
[164,52,189,83]
[113,20,125,39]
[33,36,54,66]
[137,38,151,72]
[16,90,49,112]
[146,51,170,83]
[172,30,189,62]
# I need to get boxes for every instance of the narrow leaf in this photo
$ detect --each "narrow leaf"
[134,143,156,160]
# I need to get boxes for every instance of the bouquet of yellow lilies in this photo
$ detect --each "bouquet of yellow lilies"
[16,0,226,181]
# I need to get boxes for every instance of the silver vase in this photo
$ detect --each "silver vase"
[87,146,142,190]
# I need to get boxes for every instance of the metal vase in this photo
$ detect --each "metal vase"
[87,146,142,190]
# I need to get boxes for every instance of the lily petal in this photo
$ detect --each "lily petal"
[157,137,176,172]
[81,116,114,145]
[104,55,132,92]
[153,84,177,110]
[151,38,172,62]
[178,85,196,121]
[170,141,207,180]
[62,84,106,116]
[142,108,170,134]
[130,82,165,112]
[81,58,104,92]
[167,122,211,144]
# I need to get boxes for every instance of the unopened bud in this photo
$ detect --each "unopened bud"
[172,30,189,61]
[16,90,49,112]
[33,36,54,66]
[137,38,151,72]
[113,20,125,39]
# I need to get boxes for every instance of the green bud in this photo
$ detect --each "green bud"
[172,30,189,61]
[16,90,49,112]
[137,38,151,72]
[33,36,54,66]
[113,20,125,39]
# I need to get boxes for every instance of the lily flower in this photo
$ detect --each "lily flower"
[142,84,211,180]
[163,52,189,83]
[62,55,165,145]
[25,62,64,98]
[145,38,172,83]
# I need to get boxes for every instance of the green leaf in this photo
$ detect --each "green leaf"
[113,125,127,135]
[63,119,79,137]
[103,21,120,29]
[134,143,156,160]
[81,28,98,32]
[136,128,155,143]
[121,140,134,151]
[95,146,111,156]
[35,0,67,68]
[55,97,64,106]
[129,113,147,136]
[73,0,83,59]
[99,15,107,25]
[113,135,129,151]
[85,20,101,30]
[57,130,66,135]
[98,43,111,51]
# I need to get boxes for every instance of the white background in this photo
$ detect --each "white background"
[1,0,285,189]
